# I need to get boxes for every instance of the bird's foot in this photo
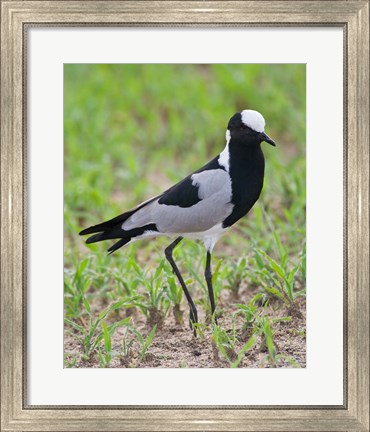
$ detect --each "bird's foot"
[189,309,198,337]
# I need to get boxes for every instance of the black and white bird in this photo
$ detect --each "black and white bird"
[80,109,275,334]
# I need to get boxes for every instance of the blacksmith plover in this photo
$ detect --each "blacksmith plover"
[80,109,275,334]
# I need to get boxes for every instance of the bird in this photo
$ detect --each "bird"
[79,109,276,335]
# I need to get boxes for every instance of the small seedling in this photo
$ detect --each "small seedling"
[164,271,184,325]
[65,297,136,359]
[121,324,158,362]
[130,259,170,326]
[234,293,266,328]
[249,247,304,306]
[225,257,248,298]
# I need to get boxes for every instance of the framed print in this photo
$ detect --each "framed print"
[1,1,369,431]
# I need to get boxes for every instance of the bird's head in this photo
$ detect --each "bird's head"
[227,110,276,147]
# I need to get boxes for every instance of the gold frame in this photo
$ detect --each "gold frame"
[1,1,369,431]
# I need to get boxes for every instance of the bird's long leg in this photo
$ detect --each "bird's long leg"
[205,250,217,324]
[164,237,198,335]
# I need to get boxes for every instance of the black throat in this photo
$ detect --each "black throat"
[222,140,265,228]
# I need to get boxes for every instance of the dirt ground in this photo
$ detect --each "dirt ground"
[64,283,306,369]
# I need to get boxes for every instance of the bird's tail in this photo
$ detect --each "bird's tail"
[79,200,159,255]
[82,227,131,254]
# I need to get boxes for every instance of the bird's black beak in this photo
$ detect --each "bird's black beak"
[260,132,276,147]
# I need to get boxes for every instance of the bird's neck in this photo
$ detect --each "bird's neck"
[228,139,265,200]
[219,140,265,175]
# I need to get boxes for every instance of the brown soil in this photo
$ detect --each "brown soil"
[64,284,306,369]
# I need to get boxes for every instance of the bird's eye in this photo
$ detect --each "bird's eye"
[240,123,251,131]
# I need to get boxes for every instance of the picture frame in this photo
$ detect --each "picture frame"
[1,1,369,431]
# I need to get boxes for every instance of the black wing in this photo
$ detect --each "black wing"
[158,156,224,208]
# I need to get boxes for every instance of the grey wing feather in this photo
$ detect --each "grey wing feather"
[122,169,234,233]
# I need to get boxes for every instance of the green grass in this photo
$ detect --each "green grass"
[64,64,306,368]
